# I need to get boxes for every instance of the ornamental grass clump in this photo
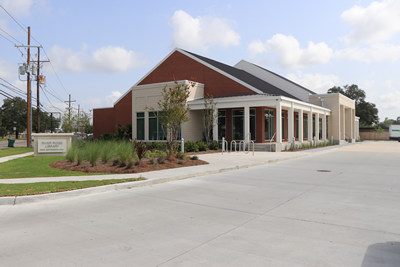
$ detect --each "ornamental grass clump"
[66,146,77,163]
[85,142,102,167]
[76,149,85,166]
[117,141,135,165]
[100,141,116,163]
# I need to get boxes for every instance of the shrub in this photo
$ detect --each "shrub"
[145,142,167,151]
[197,141,208,151]
[190,155,199,160]
[185,141,199,152]
[176,152,185,160]
[119,161,127,167]
[132,139,146,160]
[178,160,183,164]
[157,157,166,164]
[97,132,115,141]
[134,161,140,166]
[209,141,219,150]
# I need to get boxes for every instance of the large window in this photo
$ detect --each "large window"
[232,109,243,140]
[148,112,166,141]
[250,109,256,140]
[282,111,286,140]
[295,113,299,139]
[303,114,308,139]
[313,116,316,139]
[264,109,275,141]
[218,110,226,140]
[319,117,323,139]
[136,112,144,140]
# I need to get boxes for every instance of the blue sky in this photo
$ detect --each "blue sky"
[1,0,399,122]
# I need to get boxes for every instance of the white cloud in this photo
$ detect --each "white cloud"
[378,90,400,110]
[0,60,17,80]
[46,45,148,73]
[341,0,400,44]
[82,97,102,107]
[170,10,240,52]
[0,0,34,17]
[336,43,400,63]
[286,71,340,93]
[248,34,333,69]
[104,91,122,106]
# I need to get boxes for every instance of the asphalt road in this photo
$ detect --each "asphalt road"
[1,142,400,266]
[0,139,30,148]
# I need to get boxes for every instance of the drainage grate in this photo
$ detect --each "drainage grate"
[317,170,331,172]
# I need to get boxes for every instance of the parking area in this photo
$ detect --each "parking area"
[0,141,399,266]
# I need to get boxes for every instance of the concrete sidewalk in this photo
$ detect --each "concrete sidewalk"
[0,152,34,163]
[0,142,364,205]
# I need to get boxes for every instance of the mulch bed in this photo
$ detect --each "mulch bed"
[50,156,209,174]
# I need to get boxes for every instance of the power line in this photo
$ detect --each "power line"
[0,5,28,33]
[0,27,23,44]
[0,32,17,45]
[40,85,65,112]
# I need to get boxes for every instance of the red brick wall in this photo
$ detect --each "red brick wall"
[114,91,132,129]
[139,51,255,96]
[93,108,115,139]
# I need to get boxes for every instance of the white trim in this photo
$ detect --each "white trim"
[92,107,114,110]
[133,80,204,88]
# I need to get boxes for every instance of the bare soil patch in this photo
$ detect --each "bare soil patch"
[50,156,209,174]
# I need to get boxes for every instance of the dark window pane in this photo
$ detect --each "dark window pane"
[149,117,157,140]
[137,118,144,140]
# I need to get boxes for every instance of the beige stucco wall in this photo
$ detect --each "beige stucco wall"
[131,80,204,141]
[32,133,74,157]
[181,110,204,142]
[309,93,355,142]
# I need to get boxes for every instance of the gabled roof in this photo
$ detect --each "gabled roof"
[241,61,316,94]
[183,50,299,100]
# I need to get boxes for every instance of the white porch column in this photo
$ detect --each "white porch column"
[288,102,294,143]
[244,106,250,144]
[276,100,282,143]
[351,109,355,139]
[212,108,218,141]
[322,111,327,141]
[299,109,303,142]
[315,113,320,141]
[341,105,345,140]
[308,107,313,143]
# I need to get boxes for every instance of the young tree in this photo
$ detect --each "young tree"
[328,84,379,126]
[203,93,218,144]
[61,108,93,133]
[146,75,196,152]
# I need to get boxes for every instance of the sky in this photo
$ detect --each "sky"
[0,0,399,122]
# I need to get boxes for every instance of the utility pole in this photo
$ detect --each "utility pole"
[37,47,40,133]
[64,94,76,132]
[27,26,31,148]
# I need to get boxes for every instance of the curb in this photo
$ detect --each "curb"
[0,143,362,206]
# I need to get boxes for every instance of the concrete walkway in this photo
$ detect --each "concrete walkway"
[0,152,34,163]
[0,142,366,205]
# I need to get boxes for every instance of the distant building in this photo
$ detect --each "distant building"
[93,48,359,152]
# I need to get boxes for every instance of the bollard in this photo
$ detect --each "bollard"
[313,136,316,147]
[181,138,184,153]
[222,137,225,154]
[292,137,296,150]
[331,136,333,145]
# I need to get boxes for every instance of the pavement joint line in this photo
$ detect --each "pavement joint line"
[0,142,366,206]
[263,213,400,236]
[131,192,261,216]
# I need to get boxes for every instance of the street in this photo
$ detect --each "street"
[1,142,400,266]
[0,139,30,148]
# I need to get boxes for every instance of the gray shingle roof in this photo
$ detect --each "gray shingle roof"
[184,50,300,100]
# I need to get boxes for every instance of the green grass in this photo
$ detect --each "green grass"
[0,155,111,179]
[0,177,146,197]
[0,147,34,158]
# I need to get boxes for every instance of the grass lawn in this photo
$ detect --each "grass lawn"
[0,177,146,197]
[0,155,111,179]
[0,147,34,158]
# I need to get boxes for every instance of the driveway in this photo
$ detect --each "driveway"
[0,142,399,266]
